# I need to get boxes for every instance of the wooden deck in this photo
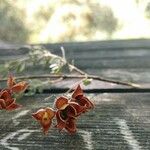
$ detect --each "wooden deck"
[0,39,150,150]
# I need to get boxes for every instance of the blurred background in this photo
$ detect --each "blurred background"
[1,0,150,44]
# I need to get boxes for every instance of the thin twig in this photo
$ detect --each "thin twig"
[50,48,140,88]
[0,74,140,88]
[48,49,86,75]
[0,47,140,89]
[64,79,84,95]
[50,77,63,84]
[68,63,86,75]
[49,48,140,88]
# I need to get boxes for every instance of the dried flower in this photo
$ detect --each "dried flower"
[54,96,84,134]
[0,90,21,110]
[32,85,94,135]
[7,74,28,94]
[56,110,77,134]
[71,85,94,111]
[32,107,55,134]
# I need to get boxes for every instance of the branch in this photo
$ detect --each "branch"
[0,74,140,88]
[0,47,140,89]
[49,48,140,88]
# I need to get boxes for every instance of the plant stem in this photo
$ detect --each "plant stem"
[0,74,140,88]
[0,47,140,89]
[64,79,84,94]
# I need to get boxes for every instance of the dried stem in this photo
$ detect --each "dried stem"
[0,74,140,88]
[0,47,140,89]
[64,79,84,94]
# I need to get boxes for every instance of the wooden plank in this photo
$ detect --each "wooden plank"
[2,39,150,50]
[85,68,150,85]
[42,39,150,51]
[0,40,150,149]
[0,93,149,149]
[1,40,150,88]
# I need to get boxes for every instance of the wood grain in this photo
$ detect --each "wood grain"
[0,39,150,149]
[0,93,149,150]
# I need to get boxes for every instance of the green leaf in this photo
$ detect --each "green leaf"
[83,78,93,86]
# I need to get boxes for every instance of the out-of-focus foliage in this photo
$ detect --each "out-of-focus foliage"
[0,0,29,43]
[0,46,68,76]
[89,4,118,37]
[145,2,150,19]
[0,46,68,94]
[31,0,118,42]
[0,0,119,43]
[1,0,150,43]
